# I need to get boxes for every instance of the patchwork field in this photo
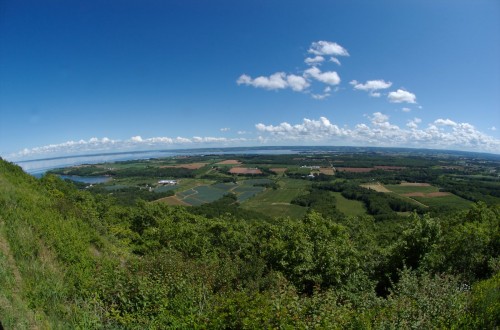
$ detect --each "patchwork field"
[216,159,242,165]
[270,168,288,174]
[52,153,491,216]
[411,194,473,209]
[378,182,471,209]
[384,183,438,194]
[336,167,374,173]
[241,178,309,219]
[160,163,208,170]
[161,179,269,206]
[319,167,335,175]
[361,183,392,193]
[229,167,263,175]
[155,196,190,206]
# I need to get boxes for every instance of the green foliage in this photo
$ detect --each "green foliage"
[1,157,499,328]
[466,271,500,328]
[425,202,500,282]
[376,269,469,329]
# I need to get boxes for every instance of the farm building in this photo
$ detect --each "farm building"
[158,180,177,185]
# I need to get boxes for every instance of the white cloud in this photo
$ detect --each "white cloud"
[406,118,422,129]
[308,41,349,57]
[286,74,310,92]
[388,89,417,104]
[350,80,387,90]
[304,55,325,65]
[304,66,341,85]
[491,126,497,131]
[220,127,230,132]
[370,112,389,124]
[350,79,392,97]
[256,114,500,153]
[311,93,330,100]
[237,72,288,90]
[131,136,143,142]
[256,116,349,141]
[350,79,392,91]
[329,57,341,66]
[237,72,309,92]
[434,118,457,127]
[9,135,249,160]
[237,40,347,97]
[402,107,411,113]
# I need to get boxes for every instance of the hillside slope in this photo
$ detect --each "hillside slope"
[0,159,120,327]
[0,158,498,328]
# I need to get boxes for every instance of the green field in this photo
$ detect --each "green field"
[241,178,309,219]
[174,180,267,206]
[331,192,367,216]
[411,194,473,209]
[384,184,439,194]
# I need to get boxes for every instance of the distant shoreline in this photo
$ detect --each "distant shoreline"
[7,145,500,175]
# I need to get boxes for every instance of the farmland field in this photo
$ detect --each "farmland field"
[48,150,499,215]
[384,183,439,194]
[229,167,263,175]
[361,183,391,193]
[241,178,309,218]
[160,162,208,170]
[167,179,268,206]
[411,194,473,209]
[331,192,366,216]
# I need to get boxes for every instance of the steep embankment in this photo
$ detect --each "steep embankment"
[0,159,115,328]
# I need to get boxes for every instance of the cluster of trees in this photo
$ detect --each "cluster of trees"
[89,185,174,205]
[0,158,498,328]
[437,176,500,204]
[51,164,198,179]
[315,181,423,220]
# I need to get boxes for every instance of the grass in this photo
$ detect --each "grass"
[385,184,439,194]
[331,192,367,217]
[411,194,473,210]
[241,178,309,219]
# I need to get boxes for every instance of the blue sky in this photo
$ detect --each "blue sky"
[1,0,499,160]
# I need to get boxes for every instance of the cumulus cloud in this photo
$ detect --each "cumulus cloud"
[308,41,349,57]
[304,66,341,85]
[350,79,392,91]
[220,127,230,132]
[406,118,422,129]
[350,79,392,97]
[286,74,310,91]
[237,73,288,90]
[388,89,417,103]
[329,57,341,66]
[434,118,457,127]
[256,117,349,141]
[311,93,330,100]
[131,136,143,142]
[237,72,309,92]
[9,135,249,160]
[310,86,332,100]
[304,55,325,65]
[256,114,500,153]
[237,40,349,98]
